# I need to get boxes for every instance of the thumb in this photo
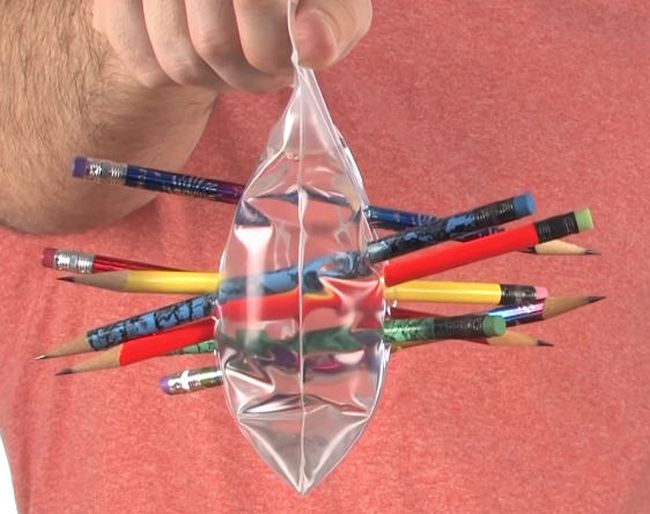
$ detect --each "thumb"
[294,0,372,69]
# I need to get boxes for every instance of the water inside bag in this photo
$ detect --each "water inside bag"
[215,3,390,494]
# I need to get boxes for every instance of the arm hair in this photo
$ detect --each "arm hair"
[0,1,217,233]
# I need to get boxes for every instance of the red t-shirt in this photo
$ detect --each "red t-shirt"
[1,1,649,512]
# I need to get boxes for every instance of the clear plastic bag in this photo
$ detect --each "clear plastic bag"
[216,1,389,494]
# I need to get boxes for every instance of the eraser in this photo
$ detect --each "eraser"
[42,247,57,268]
[513,193,536,217]
[574,208,594,232]
[72,156,88,178]
[535,286,549,300]
[483,315,507,337]
[159,377,172,395]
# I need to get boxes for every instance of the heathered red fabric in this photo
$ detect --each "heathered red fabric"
[1,2,649,512]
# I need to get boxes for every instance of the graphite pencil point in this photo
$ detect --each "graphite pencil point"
[588,295,606,303]
[57,276,76,283]
[584,248,601,255]
[537,340,554,347]
[55,368,74,376]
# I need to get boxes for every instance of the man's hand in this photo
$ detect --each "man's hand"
[0,1,372,234]
[93,0,372,92]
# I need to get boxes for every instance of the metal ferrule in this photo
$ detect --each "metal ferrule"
[535,212,579,243]
[500,285,538,305]
[434,315,485,339]
[473,197,517,227]
[53,250,95,274]
[85,158,128,184]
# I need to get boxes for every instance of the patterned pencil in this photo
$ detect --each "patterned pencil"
[73,156,245,204]
[161,367,224,395]
[487,295,605,326]
[389,295,605,327]
[37,294,218,358]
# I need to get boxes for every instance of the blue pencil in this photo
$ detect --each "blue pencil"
[72,156,457,231]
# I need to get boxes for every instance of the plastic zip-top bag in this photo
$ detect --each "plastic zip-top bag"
[216,1,389,494]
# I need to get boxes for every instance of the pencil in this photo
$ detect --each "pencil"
[71,156,440,231]
[390,295,605,326]
[54,314,506,374]
[73,156,245,204]
[384,280,548,306]
[42,248,183,273]
[172,326,551,356]
[73,156,539,236]
[365,194,536,263]
[36,294,218,358]
[55,317,218,375]
[59,271,222,294]
[160,329,552,396]
[384,209,594,286]
[160,366,224,395]
[487,295,605,326]
[60,271,547,306]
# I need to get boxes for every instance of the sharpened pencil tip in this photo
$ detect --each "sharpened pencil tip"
[584,248,601,255]
[537,340,554,347]
[34,354,49,361]
[57,276,76,282]
[55,368,74,376]
[588,295,606,304]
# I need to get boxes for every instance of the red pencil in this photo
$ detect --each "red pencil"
[384,209,593,286]
[42,247,182,274]
[219,276,384,322]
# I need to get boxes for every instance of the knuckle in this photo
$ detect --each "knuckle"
[134,67,171,89]
[160,54,207,86]
[132,62,171,89]
[192,30,236,68]
[243,75,291,94]
[244,49,290,75]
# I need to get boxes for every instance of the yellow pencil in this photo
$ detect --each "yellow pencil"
[60,271,548,306]
[60,271,222,294]
[384,280,547,305]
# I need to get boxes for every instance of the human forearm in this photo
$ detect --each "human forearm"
[0,0,374,234]
[0,1,217,233]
